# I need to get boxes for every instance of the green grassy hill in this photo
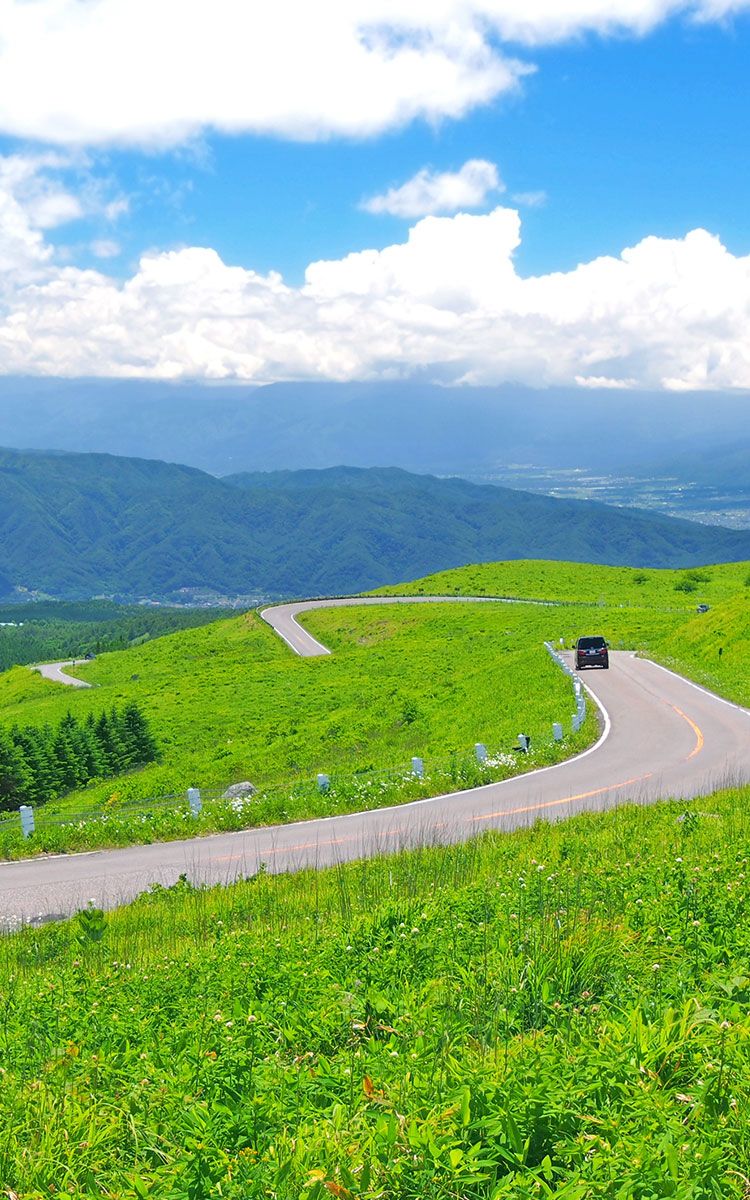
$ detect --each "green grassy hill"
[0,557,748,857]
[379,557,750,608]
[0,600,598,850]
[2,783,750,1196]
[383,559,750,707]
[0,600,233,671]
[3,558,750,1194]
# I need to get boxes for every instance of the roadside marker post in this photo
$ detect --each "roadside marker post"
[19,805,35,838]
[474,743,487,763]
[187,788,202,817]
[552,722,563,742]
[517,734,531,754]
[317,773,330,793]
[411,757,424,778]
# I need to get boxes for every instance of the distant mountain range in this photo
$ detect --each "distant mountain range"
[1,448,749,603]
[0,376,747,478]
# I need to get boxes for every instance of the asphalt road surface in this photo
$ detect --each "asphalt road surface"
[260,594,552,655]
[3,597,749,928]
[31,660,92,687]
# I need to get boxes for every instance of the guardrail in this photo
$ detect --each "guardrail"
[545,641,587,731]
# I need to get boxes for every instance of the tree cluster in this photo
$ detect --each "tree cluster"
[0,704,159,811]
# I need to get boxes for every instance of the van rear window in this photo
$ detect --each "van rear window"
[578,636,606,649]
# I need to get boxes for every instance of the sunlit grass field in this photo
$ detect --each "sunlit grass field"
[381,558,750,610]
[0,602,602,799]
[2,560,750,1196]
[0,558,746,856]
[386,559,750,709]
[2,785,750,1197]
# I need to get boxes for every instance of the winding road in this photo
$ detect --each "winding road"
[3,595,750,929]
[31,660,92,688]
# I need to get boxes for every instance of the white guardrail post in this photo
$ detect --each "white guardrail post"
[544,641,587,738]
[411,756,424,778]
[19,805,35,838]
[187,788,202,817]
[317,773,330,793]
[474,743,487,763]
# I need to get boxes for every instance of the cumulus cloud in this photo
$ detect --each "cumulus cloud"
[0,160,749,390]
[362,160,503,217]
[0,1,746,147]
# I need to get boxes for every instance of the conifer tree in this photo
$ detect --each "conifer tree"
[52,725,83,791]
[94,710,123,774]
[0,728,32,811]
[10,727,56,806]
[121,702,159,766]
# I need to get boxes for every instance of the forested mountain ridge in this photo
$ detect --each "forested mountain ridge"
[2,449,750,602]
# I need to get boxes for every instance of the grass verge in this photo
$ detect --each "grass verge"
[2,785,749,1197]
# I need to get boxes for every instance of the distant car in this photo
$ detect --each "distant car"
[575,635,609,670]
[696,604,710,614]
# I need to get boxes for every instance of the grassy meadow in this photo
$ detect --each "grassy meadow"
[381,559,750,610]
[385,559,750,708]
[2,558,750,1196]
[0,601,599,856]
[2,785,750,1197]
[0,558,747,856]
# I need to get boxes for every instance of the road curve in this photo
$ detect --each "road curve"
[2,597,750,928]
[31,661,92,688]
[260,594,551,656]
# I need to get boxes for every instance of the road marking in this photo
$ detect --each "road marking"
[644,658,750,719]
[669,704,704,759]
[471,770,655,824]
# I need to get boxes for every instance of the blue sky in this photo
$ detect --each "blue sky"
[20,12,749,283]
[0,1,748,388]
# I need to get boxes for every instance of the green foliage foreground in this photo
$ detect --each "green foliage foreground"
[2,788,750,1198]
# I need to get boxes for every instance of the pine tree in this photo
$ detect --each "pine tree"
[10,727,57,805]
[52,726,83,791]
[0,728,32,811]
[94,710,124,774]
[120,702,159,766]
[73,723,105,784]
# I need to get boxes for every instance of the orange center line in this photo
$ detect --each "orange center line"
[211,708,706,860]
[669,703,704,759]
[471,770,655,824]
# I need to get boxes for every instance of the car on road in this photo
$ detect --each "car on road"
[575,635,609,670]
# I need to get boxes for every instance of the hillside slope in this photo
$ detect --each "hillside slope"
[3,450,750,601]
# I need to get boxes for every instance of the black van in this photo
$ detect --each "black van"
[575,636,609,670]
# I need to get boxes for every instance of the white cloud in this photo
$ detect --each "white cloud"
[512,190,547,208]
[103,198,129,222]
[575,374,638,388]
[0,1,746,147]
[362,160,503,217]
[90,239,121,259]
[0,165,749,391]
[0,154,128,284]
